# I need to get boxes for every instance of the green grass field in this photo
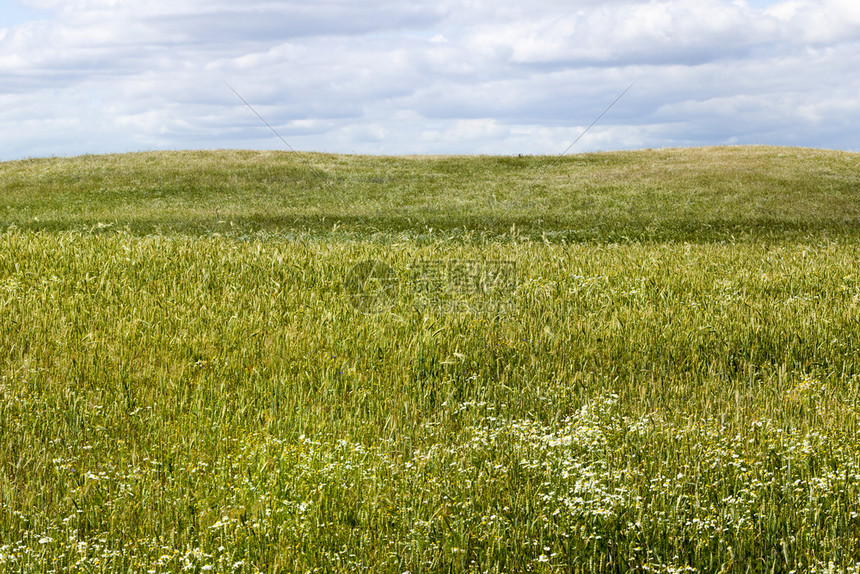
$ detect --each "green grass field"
[1,145,860,572]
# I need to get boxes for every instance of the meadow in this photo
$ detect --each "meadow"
[1,145,860,572]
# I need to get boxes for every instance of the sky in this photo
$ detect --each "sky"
[1,0,859,160]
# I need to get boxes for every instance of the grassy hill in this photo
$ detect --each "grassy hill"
[1,146,860,573]
[2,145,859,241]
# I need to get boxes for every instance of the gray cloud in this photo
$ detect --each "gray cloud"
[1,0,860,160]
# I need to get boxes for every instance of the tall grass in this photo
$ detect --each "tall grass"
[1,146,860,572]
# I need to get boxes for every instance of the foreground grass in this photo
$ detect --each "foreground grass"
[1,146,860,572]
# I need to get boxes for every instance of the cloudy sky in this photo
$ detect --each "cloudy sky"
[1,0,859,160]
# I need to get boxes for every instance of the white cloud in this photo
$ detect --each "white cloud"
[1,0,860,160]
